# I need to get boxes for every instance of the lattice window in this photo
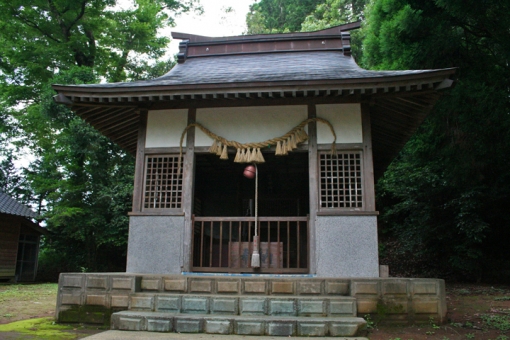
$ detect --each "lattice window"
[143,155,183,209]
[319,151,363,209]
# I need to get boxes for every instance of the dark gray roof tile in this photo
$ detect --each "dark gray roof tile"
[0,190,37,218]
[63,52,444,89]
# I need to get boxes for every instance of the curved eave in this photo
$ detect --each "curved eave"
[52,68,455,97]
[53,69,455,177]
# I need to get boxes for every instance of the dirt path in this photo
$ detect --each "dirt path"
[1,282,510,339]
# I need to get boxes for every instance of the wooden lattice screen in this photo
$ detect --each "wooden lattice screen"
[319,151,363,209]
[143,155,183,209]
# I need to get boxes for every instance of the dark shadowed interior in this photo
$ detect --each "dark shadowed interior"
[193,152,309,217]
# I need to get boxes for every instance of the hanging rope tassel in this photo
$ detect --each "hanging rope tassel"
[281,141,288,155]
[239,148,246,163]
[286,137,293,152]
[209,139,218,154]
[256,148,265,163]
[249,148,258,163]
[291,134,297,148]
[275,141,282,156]
[216,142,222,156]
[234,148,241,163]
[220,145,228,160]
[244,148,250,163]
[177,117,337,174]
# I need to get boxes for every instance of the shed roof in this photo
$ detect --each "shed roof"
[0,190,37,219]
[52,23,455,179]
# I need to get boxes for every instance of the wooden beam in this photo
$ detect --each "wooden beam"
[182,108,196,273]
[131,111,147,212]
[307,103,318,275]
[361,103,376,212]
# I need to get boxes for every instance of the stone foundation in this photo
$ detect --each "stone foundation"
[56,273,446,326]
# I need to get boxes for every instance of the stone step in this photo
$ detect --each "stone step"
[139,277,351,296]
[128,294,357,317]
[111,310,367,337]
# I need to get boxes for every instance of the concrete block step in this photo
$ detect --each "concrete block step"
[111,310,367,337]
[128,294,357,317]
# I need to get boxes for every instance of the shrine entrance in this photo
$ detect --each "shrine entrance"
[191,152,309,273]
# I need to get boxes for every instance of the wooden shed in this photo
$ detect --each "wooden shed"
[52,24,455,277]
[0,191,45,282]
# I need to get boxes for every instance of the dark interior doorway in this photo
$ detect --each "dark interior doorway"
[193,152,309,217]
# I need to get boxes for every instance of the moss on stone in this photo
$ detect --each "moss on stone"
[0,317,77,339]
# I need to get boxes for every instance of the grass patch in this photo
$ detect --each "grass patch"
[0,317,77,339]
[0,283,57,301]
[481,314,510,331]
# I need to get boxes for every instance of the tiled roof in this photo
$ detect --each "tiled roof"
[0,190,37,219]
[66,51,446,89]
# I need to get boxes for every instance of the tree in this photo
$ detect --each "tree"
[363,0,510,281]
[246,0,323,34]
[301,0,365,31]
[0,0,200,276]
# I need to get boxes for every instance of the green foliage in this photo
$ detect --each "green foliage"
[301,0,365,31]
[246,0,323,34]
[495,297,510,301]
[481,314,510,331]
[364,0,510,281]
[0,0,198,275]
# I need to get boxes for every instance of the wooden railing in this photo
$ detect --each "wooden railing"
[191,216,309,273]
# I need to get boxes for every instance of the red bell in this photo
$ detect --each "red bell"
[243,165,256,179]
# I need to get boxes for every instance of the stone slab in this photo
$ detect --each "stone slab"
[326,282,349,295]
[269,299,296,316]
[244,281,267,294]
[299,281,322,295]
[266,320,296,336]
[111,295,129,308]
[210,298,238,315]
[298,299,327,316]
[271,282,294,294]
[142,279,161,291]
[130,296,154,310]
[330,300,356,316]
[156,296,181,312]
[83,330,370,339]
[182,296,209,314]
[316,216,379,277]
[240,298,267,315]
[217,281,239,294]
[204,319,232,334]
[164,279,187,292]
[298,322,328,336]
[126,216,184,275]
[235,321,265,335]
[147,318,172,332]
[190,280,213,293]
[87,276,108,290]
[174,318,202,333]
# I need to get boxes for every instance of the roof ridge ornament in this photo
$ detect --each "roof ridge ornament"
[341,32,351,56]
[177,40,189,64]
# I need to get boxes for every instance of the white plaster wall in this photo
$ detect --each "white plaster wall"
[145,109,188,148]
[316,104,362,144]
[195,106,308,147]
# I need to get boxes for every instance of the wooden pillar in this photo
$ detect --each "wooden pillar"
[131,110,148,212]
[307,104,318,274]
[181,108,196,272]
[361,103,376,211]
